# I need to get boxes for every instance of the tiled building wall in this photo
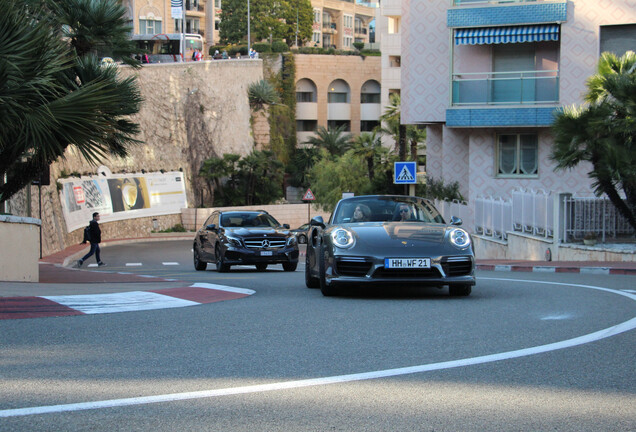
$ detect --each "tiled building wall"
[403,0,635,208]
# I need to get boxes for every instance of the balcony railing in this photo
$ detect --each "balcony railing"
[322,22,337,31]
[451,70,559,105]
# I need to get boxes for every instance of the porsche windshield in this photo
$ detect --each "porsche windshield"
[331,197,445,224]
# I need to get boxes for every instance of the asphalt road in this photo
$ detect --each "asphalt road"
[1,240,635,431]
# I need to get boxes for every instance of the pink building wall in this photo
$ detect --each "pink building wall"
[402,0,636,205]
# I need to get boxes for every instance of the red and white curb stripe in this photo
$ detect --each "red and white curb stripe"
[0,283,254,320]
[476,264,636,275]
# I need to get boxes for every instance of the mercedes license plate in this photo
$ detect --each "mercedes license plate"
[260,251,273,256]
[384,258,431,269]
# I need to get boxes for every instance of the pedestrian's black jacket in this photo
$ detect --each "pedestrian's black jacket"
[89,219,101,244]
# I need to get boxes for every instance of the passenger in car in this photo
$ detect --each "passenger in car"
[351,204,371,222]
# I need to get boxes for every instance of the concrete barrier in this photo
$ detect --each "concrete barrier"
[0,215,41,282]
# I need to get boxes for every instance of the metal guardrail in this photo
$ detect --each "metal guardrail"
[562,196,635,243]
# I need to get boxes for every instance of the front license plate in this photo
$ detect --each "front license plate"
[384,258,431,269]
[260,251,273,256]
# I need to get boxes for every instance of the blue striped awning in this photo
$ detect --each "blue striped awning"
[455,24,559,45]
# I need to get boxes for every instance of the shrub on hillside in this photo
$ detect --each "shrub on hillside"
[272,41,288,53]
[253,42,271,53]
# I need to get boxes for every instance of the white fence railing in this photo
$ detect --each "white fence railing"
[433,199,472,230]
[476,189,553,240]
[475,189,635,243]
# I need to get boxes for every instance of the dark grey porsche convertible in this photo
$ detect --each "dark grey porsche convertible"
[305,195,475,296]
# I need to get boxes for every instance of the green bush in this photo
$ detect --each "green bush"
[226,45,248,57]
[353,42,365,51]
[253,42,272,53]
[272,41,288,53]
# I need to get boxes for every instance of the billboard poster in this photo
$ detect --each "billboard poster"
[58,171,187,233]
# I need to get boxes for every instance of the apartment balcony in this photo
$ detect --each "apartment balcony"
[451,70,559,105]
[360,103,381,121]
[296,102,318,120]
[322,22,337,33]
[354,27,367,35]
[328,103,351,121]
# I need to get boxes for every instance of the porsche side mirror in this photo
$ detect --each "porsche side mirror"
[450,216,463,226]
[282,224,290,229]
[310,216,325,229]
[205,224,216,231]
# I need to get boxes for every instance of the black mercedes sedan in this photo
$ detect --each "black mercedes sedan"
[193,210,299,272]
[305,195,475,296]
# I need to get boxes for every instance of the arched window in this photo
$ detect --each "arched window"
[296,79,317,103]
[328,79,350,103]
[361,80,381,103]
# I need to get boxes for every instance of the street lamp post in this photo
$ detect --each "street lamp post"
[295,0,298,48]
[247,0,251,55]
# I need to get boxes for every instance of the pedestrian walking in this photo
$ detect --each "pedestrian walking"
[77,212,106,267]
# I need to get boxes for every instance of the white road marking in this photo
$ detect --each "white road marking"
[162,262,179,266]
[541,314,574,321]
[190,282,255,296]
[3,278,635,418]
[126,263,143,267]
[41,292,198,314]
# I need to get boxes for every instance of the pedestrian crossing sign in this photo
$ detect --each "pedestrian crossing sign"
[394,162,417,184]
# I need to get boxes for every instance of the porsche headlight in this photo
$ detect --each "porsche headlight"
[331,228,355,249]
[225,235,242,247]
[449,228,471,249]
[287,235,297,246]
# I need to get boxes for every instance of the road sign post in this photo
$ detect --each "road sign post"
[302,188,315,223]
[394,162,417,196]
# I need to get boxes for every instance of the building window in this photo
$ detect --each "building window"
[312,32,321,44]
[328,120,350,131]
[496,134,538,177]
[343,36,352,48]
[296,92,315,103]
[297,120,317,132]
[328,92,348,103]
[140,19,162,34]
[600,24,636,57]
[361,121,379,132]
[389,55,401,67]
[314,9,321,23]
[344,15,353,29]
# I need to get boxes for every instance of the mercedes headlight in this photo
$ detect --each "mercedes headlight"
[225,235,242,247]
[287,235,297,246]
[331,228,355,249]
[448,228,471,249]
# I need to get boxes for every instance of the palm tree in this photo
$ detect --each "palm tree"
[379,93,407,160]
[0,0,142,203]
[351,131,383,180]
[551,51,636,230]
[304,125,352,158]
[248,80,280,112]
